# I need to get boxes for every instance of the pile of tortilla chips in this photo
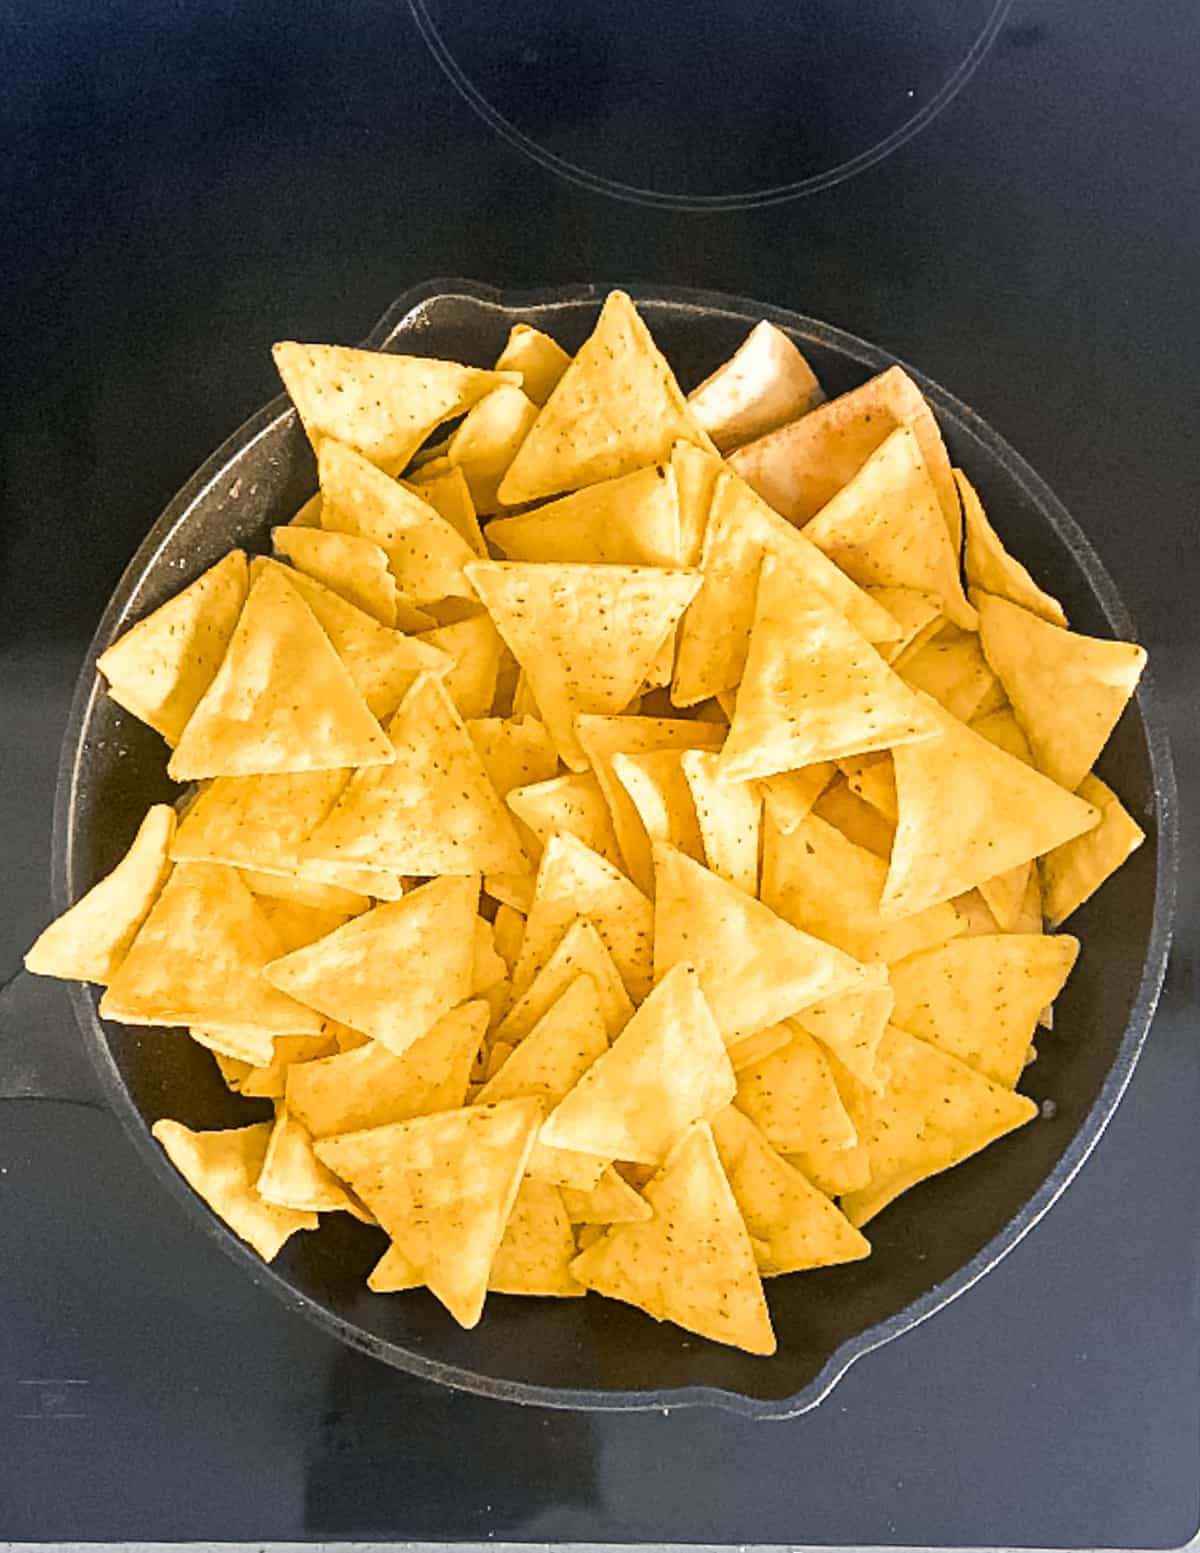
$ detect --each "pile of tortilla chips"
[26,292,1149,1358]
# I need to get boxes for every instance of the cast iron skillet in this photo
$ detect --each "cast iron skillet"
[12,282,1181,1418]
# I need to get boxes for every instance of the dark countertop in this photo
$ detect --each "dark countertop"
[1,0,1198,1543]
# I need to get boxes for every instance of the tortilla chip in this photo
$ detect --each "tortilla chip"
[189,1023,279,1067]
[497,916,634,1044]
[1041,772,1145,926]
[785,1051,873,1196]
[672,468,902,705]
[493,322,571,405]
[687,320,824,454]
[838,751,898,820]
[316,1097,542,1327]
[540,962,735,1165]
[223,1032,339,1100]
[803,427,975,630]
[491,463,682,570]
[257,1105,366,1215]
[26,804,175,984]
[792,972,895,1092]
[710,1106,869,1275]
[971,704,1034,763]
[560,1166,652,1225]
[734,1022,859,1158]
[415,609,504,720]
[507,772,623,867]
[977,861,1034,934]
[489,1178,583,1296]
[265,875,477,1054]
[679,749,762,895]
[883,695,1100,916]
[728,1024,793,1072]
[719,555,939,782]
[465,560,701,769]
[303,673,527,876]
[758,763,837,832]
[975,590,1147,792]
[484,871,535,913]
[273,339,514,476]
[612,749,704,868]
[671,440,724,566]
[288,492,324,529]
[152,1119,317,1261]
[761,805,965,963]
[471,918,507,996]
[896,626,1001,723]
[811,778,895,859]
[491,903,526,975]
[272,525,398,626]
[367,1242,423,1293]
[497,290,712,504]
[99,862,323,1035]
[570,1121,776,1356]
[510,833,654,1002]
[466,714,559,798]
[839,1025,1038,1226]
[237,867,369,914]
[728,363,959,547]
[286,1001,488,1135]
[868,587,944,665]
[167,567,391,780]
[483,1040,514,1081]
[258,899,352,955]
[447,383,539,513]
[889,933,1079,1087]
[958,469,1066,626]
[406,462,486,557]
[653,842,866,1045]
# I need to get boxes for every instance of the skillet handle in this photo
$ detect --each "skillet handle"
[0,969,109,1110]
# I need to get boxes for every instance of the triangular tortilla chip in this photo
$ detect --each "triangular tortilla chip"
[575,714,723,893]
[719,555,940,782]
[497,290,712,504]
[811,778,895,858]
[734,1022,859,1158]
[415,609,504,720]
[96,550,248,746]
[190,1023,279,1067]
[727,1024,793,1072]
[671,440,724,565]
[472,917,507,996]
[319,439,478,606]
[792,971,895,1092]
[729,363,960,546]
[672,468,902,706]
[99,862,323,1034]
[303,673,527,876]
[758,763,837,831]
[288,492,324,528]
[257,1105,366,1215]
[507,772,623,868]
[958,469,1066,626]
[254,557,448,720]
[761,804,964,963]
[896,626,1002,723]
[153,1119,316,1260]
[975,590,1147,792]
[167,567,391,780]
[484,872,535,913]
[560,1166,652,1225]
[570,1121,776,1356]
[540,962,735,1164]
[679,749,762,895]
[272,525,398,625]
[786,1050,873,1196]
[316,1098,542,1327]
[867,586,944,664]
[220,1032,338,1101]
[966,708,1038,930]
[687,320,824,454]
[883,694,1100,916]
[839,1025,1038,1226]
[26,804,175,984]
[466,715,559,797]
[265,875,477,1054]
[803,427,975,629]
[1041,772,1145,926]
[711,1106,869,1274]
[238,866,370,914]
[258,899,353,955]
[977,862,1033,934]
[286,1001,487,1135]
[491,903,526,976]
[465,561,702,770]
[367,1242,423,1293]
[493,322,571,405]
[497,916,634,1044]
[489,1178,583,1296]
[612,749,704,868]
[510,833,654,1002]
[489,462,682,566]
[273,340,514,476]
[838,751,898,819]
[406,462,487,557]
[653,843,866,1045]
[889,933,1079,1087]
[447,383,539,513]
[971,704,1034,763]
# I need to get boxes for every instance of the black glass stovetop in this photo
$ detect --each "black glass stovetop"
[2,0,1198,1544]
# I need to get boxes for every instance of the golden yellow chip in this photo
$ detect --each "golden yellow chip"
[316,1097,542,1328]
[895,626,1002,724]
[727,1024,793,1072]
[711,1106,869,1275]
[975,590,1147,792]
[491,902,526,975]
[570,1121,776,1356]
[497,916,634,1045]
[406,462,486,556]
[189,1023,279,1067]
[238,864,370,915]
[465,715,559,797]
[258,898,352,955]
[265,875,478,1055]
[734,1022,858,1159]
[257,1105,367,1215]
[889,933,1078,1087]
[758,762,837,832]
[837,751,897,819]
[678,748,761,895]
[225,1033,338,1101]
[811,778,895,859]
[273,340,514,476]
[540,962,735,1166]
[840,1025,1038,1227]
[484,871,535,913]
[447,383,539,513]
[168,566,392,781]
[96,550,249,747]
[153,1119,317,1260]
[367,1242,423,1293]
[958,469,1066,626]
[303,673,527,876]
[560,1166,652,1225]
[415,609,505,720]
[670,440,724,565]
[788,1050,874,1195]
[611,749,704,867]
[288,492,324,528]
[271,525,398,625]
[1041,772,1145,926]
[792,971,894,1092]
[26,804,175,984]
[507,773,623,868]
[497,290,712,505]
[686,320,824,454]
[867,586,944,664]
[493,322,571,405]
[489,462,682,566]
[489,1178,583,1296]
[465,560,702,770]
